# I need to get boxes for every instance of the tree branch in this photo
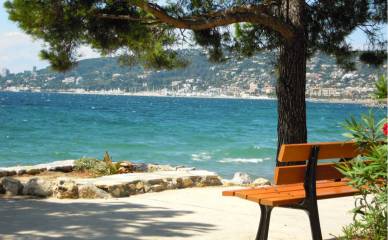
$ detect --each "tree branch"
[131,2,295,41]
[97,13,161,25]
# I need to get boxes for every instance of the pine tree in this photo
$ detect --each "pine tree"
[5,0,386,164]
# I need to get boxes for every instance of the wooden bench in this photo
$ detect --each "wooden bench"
[223,141,362,240]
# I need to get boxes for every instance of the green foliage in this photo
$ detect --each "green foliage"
[3,0,387,71]
[337,112,387,240]
[372,75,387,100]
[74,155,119,177]
[342,111,386,150]
[360,51,387,67]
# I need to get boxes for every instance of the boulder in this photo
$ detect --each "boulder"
[0,183,5,194]
[26,168,42,175]
[78,184,110,199]
[23,178,53,197]
[182,177,194,188]
[251,178,271,186]
[150,184,167,192]
[165,180,177,190]
[200,176,222,187]
[16,169,27,175]
[132,163,148,172]
[53,178,78,199]
[147,164,174,172]
[231,172,252,185]
[52,165,73,172]
[0,171,7,178]
[1,177,23,195]
[174,178,184,188]
[117,167,130,174]
[117,161,134,173]
[108,184,130,198]
[135,181,145,193]
[146,179,164,185]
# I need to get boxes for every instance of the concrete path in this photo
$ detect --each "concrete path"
[0,187,354,240]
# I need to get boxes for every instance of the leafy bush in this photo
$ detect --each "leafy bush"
[372,75,387,100]
[337,111,387,240]
[74,153,119,177]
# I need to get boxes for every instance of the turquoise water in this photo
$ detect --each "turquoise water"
[0,92,380,179]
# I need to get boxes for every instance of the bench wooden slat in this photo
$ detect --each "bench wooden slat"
[222,180,347,198]
[234,180,349,199]
[241,185,358,206]
[242,181,351,202]
[278,142,360,162]
[274,162,344,185]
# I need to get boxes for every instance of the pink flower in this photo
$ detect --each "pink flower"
[383,123,388,136]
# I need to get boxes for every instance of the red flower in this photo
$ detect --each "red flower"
[383,123,388,136]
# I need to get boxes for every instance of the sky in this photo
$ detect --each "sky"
[0,0,385,73]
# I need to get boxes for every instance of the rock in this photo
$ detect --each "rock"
[52,165,73,172]
[174,178,184,188]
[23,178,53,197]
[119,161,132,167]
[6,171,17,176]
[221,179,235,187]
[0,171,7,178]
[150,184,166,192]
[127,183,137,195]
[117,167,130,174]
[132,163,148,172]
[0,183,5,194]
[108,184,130,198]
[251,178,271,186]
[165,179,177,190]
[146,179,163,185]
[16,169,27,175]
[1,177,23,195]
[143,183,152,193]
[78,184,110,199]
[135,181,145,192]
[53,178,78,199]
[26,168,42,175]
[117,161,134,173]
[147,164,174,172]
[200,176,222,186]
[182,177,194,188]
[176,167,196,171]
[231,172,252,185]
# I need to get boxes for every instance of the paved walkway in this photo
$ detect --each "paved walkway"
[0,187,354,240]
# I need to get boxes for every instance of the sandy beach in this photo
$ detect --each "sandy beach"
[0,186,354,240]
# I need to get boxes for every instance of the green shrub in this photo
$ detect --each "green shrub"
[74,157,100,172]
[74,153,119,177]
[337,111,387,240]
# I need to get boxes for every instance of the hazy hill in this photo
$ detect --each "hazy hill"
[0,49,385,93]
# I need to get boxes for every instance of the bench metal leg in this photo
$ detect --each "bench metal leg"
[256,205,273,240]
[305,201,322,240]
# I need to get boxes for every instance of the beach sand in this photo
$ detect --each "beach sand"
[0,186,354,240]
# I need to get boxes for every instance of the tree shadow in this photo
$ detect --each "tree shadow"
[0,199,216,239]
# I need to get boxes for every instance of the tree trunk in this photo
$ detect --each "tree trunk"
[276,0,307,166]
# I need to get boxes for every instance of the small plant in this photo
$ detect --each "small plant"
[74,152,119,177]
[337,111,387,240]
[372,75,387,100]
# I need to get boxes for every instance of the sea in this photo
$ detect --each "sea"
[0,92,383,179]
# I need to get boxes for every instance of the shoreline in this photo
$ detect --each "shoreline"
[0,89,381,106]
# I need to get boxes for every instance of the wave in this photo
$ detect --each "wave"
[191,152,212,161]
[218,157,271,163]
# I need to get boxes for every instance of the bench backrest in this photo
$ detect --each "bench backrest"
[274,142,361,185]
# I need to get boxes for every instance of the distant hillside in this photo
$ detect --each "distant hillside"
[0,49,385,98]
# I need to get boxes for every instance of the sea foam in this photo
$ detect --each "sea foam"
[191,152,212,161]
[218,157,271,163]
